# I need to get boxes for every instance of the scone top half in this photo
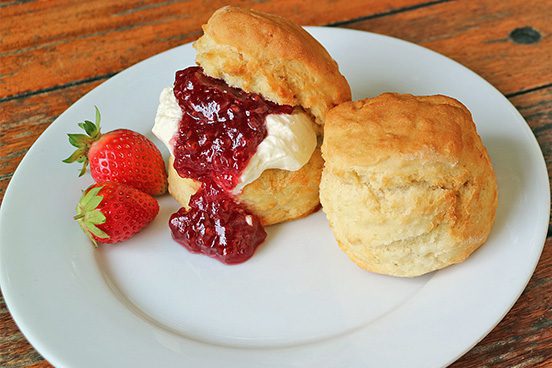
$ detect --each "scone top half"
[320,93,498,277]
[194,6,351,126]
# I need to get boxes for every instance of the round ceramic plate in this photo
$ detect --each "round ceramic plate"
[0,27,549,368]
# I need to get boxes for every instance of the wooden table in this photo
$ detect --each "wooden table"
[1,1,550,367]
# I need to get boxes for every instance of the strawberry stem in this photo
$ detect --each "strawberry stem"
[63,106,103,177]
[75,185,109,246]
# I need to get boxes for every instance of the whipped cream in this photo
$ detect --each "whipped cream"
[152,87,182,153]
[152,87,317,194]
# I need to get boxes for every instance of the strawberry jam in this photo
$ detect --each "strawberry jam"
[170,185,266,264]
[168,67,293,264]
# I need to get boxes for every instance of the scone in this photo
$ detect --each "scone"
[156,6,350,226]
[320,93,498,277]
[152,6,350,264]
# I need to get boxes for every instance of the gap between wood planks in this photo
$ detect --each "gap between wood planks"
[327,0,451,26]
[505,83,552,98]
[0,0,449,103]
[0,0,34,9]
[0,73,115,103]
[0,0,549,103]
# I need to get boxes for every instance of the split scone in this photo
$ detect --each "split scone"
[154,6,351,227]
[320,93,498,277]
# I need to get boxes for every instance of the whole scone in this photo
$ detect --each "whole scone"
[167,6,350,225]
[320,93,498,277]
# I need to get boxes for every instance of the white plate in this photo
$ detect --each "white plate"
[0,27,549,368]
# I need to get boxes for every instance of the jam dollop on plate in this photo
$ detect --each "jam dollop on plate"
[169,67,293,264]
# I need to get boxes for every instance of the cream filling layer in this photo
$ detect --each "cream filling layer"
[152,87,317,194]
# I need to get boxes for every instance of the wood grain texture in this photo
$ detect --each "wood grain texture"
[0,0,426,99]
[510,87,552,193]
[1,290,45,366]
[0,82,101,200]
[343,0,551,96]
[0,0,550,367]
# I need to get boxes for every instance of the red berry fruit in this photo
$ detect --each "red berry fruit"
[63,107,168,196]
[75,182,159,245]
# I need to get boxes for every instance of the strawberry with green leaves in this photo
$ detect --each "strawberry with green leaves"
[75,182,159,245]
[64,107,168,196]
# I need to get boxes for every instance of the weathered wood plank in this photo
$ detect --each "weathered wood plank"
[344,0,552,96]
[0,0,426,99]
[0,289,47,366]
[510,87,552,187]
[0,81,101,200]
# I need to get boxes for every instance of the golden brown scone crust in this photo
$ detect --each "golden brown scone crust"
[168,148,323,226]
[194,6,351,124]
[320,93,498,277]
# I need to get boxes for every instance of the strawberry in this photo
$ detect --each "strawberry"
[63,107,168,196]
[75,182,159,245]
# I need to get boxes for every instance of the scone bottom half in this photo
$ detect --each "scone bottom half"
[167,149,324,227]
[320,93,498,277]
